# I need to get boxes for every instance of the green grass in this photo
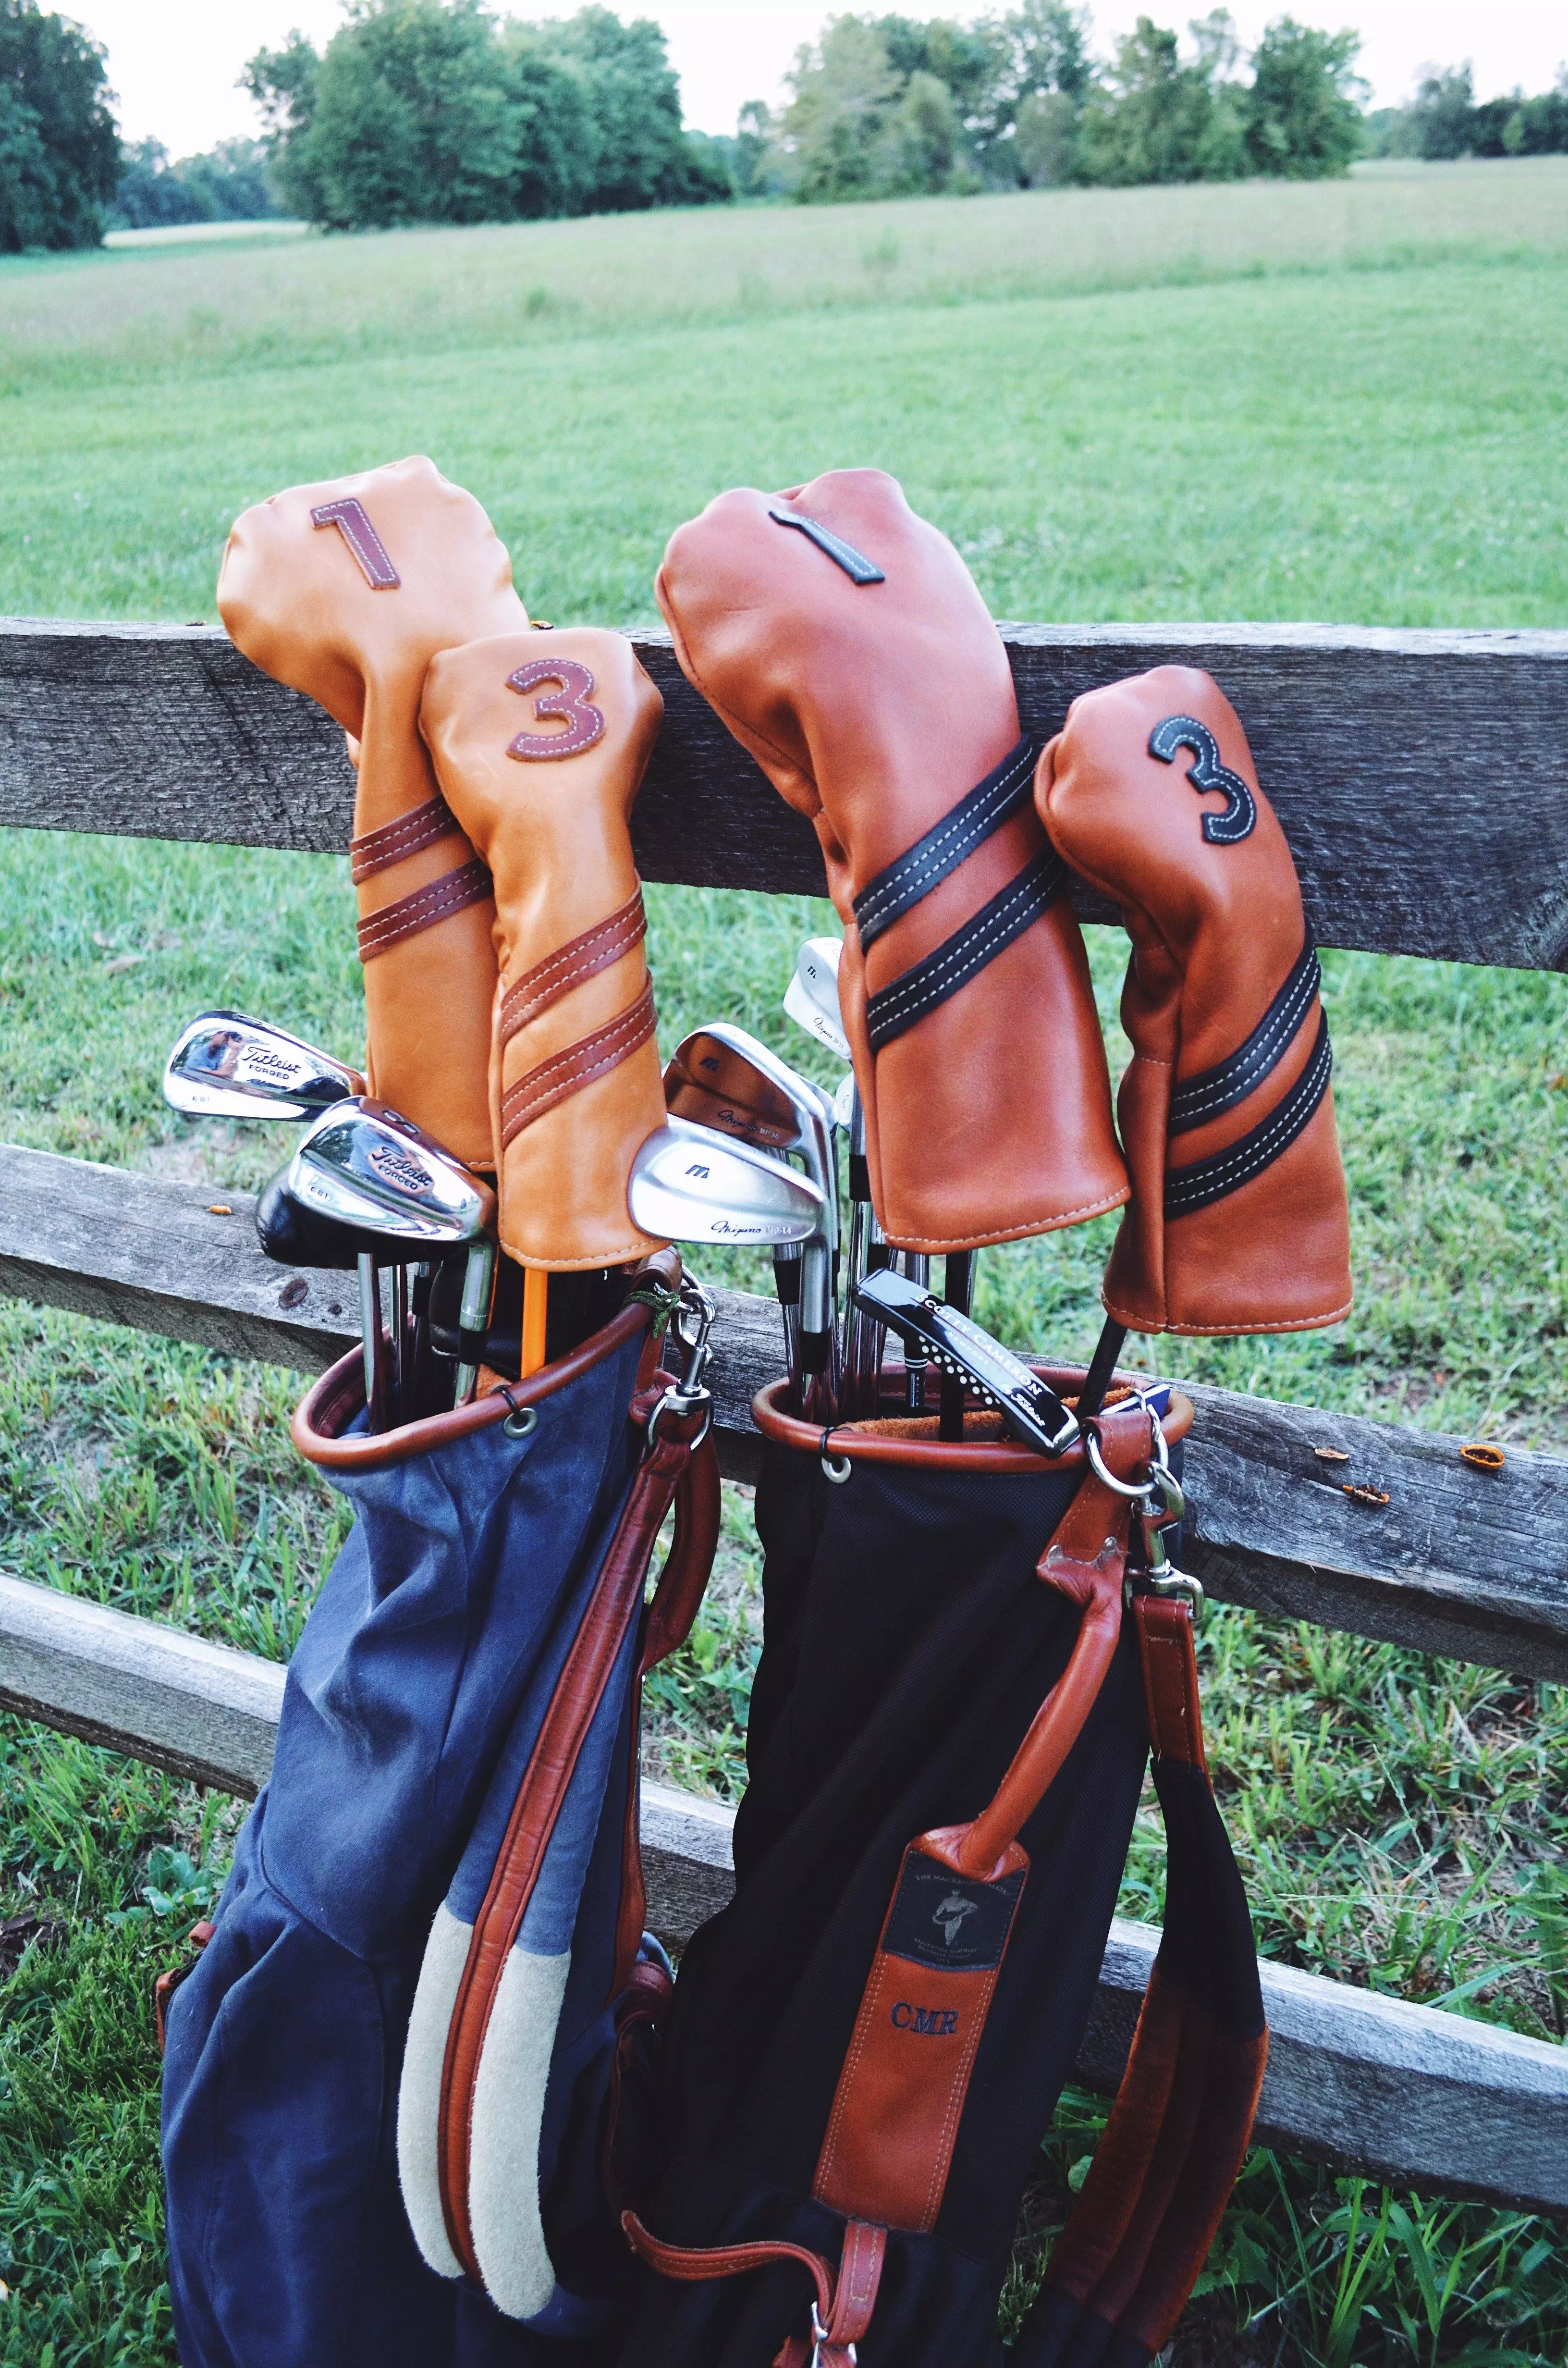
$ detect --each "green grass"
[1,169,1566,2364]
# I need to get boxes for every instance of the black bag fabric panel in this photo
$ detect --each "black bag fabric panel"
[1149,1756,1264,2037]
[619,1441,1155,2363]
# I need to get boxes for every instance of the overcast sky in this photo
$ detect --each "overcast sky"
[79,0,1568,156]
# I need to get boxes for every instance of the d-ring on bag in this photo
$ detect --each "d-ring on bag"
[616,1371,1265,2368]
[160,1254,720,2367]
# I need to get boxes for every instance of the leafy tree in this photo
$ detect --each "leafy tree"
[549,5,729,209]
[1077,14,1245,186]
[0,0,120,252]
[778,17,902,202]
[961,1,1095,185]
[1245,15,1364,177]
[242,30,323,218]
[1408,63,1477,161]
[111,136,277,230]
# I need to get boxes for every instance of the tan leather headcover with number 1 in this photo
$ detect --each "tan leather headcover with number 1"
[217,456,529,1169]
[420,631,669,1271]
[657,468,1127,1253]
[1038,666,1352,1335]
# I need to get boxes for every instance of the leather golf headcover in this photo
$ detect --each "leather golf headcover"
[1038,665,1352,1335]
[217,456,529,1169]
[656,468,1127,1252]
[420,629,669,1270]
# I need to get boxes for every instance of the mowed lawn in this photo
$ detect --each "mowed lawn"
[0,165,1566,2365]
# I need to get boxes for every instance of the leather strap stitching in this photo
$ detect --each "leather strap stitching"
[500,979,657,1145]
[355,856,491,962]
[864,846,1066,1052]
[498,888,648,1045]
[852,736,1037,952]
[1164,1011,1332,1216]
[1167,939,1320,1135]
[349,795,463,883]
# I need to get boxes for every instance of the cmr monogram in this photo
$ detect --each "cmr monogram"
[506,659,606,760]
[1148,713,1257,845]
[309,497,401,590]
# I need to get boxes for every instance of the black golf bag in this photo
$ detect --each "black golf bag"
[617,1373,1265,2368]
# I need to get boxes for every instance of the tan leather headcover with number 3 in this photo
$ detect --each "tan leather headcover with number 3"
[217,456,528,1169]
[656,468,1127,1252]
[1038,666,1352,1335]
[420,630,669,1270]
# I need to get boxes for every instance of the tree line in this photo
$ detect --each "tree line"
[3,0,1567,254]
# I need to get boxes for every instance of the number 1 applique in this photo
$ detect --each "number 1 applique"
[310,497,402,590]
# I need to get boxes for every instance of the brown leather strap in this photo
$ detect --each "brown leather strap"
[498,888,649,1046]
[437,1399,709,2281]
[349,794,463,882]
[499,977,657,1147]
[356,855,491,962]
[153,1918,214,2055]
[1136,1592,1208,1773]
[623,2213,885,2368]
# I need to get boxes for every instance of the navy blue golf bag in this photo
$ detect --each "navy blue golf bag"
[160,1256,719,2368]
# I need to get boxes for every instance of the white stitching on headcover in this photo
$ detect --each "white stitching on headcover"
[1169,949,1320,1128]
[855,743,1036,937]
[1165,1023,1332,1213]
[866,851,1061,1042]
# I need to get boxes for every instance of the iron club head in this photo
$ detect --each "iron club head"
[164,1011,366,1122]
[783,936,851,1065]
[628,1118,825,1246]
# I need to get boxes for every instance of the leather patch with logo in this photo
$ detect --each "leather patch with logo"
[813,1837,1028,2234]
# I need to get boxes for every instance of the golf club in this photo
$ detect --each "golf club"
[286,1098,498,1420]
[628,1117,826,1247]
[666,1024,839,1418]
[164,1011,365,1121]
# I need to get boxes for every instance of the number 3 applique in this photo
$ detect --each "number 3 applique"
[1147,714,1257,845]
[505,659,606,760]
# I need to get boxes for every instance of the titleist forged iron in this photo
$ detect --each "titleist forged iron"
[628,1118,826,1248]
[164,1011,366,1121]
[285,1099,498,1425]
[665,1025,839,1419]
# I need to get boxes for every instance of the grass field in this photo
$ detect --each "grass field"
[1,165,1567,2366]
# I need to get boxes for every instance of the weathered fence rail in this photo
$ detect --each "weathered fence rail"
[2,616,1567,2221]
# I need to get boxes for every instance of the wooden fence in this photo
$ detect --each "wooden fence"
[1,616,1566,2219]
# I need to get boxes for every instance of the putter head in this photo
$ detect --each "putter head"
[784,937,850,1064]
[629,1117,825,1246]
[164,1011,366,1122]
[285,1098,497,1251]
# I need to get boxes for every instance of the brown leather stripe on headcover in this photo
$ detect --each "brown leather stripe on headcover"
[500,979,656,1147]
[356,856,492,962]
[498,888,648,1046]
[349,795,464,883]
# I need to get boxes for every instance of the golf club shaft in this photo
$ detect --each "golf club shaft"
[939,1250,973,1440]
[521,1266,549,1379]
[357,1252,389,1433]
[903,1252,930,1412]
[392,1266,410,1425]
[773,1244,803,1401]
[453,1240,498,1406]
[1077,1317,1129,1424]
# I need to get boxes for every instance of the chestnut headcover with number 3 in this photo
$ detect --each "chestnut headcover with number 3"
[420,631,670,1271]
[657,469,1127,1253]
[217,456,528,1170]
[1038,666,1352,1335]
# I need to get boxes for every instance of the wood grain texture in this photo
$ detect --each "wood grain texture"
[4,1567,1562,2212]
[2,1147,1565,1677]
[5,618,1568,967]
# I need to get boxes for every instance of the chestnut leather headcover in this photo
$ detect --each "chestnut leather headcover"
[1038,666,1352,1335]
[420,630,669,1271]
[656,468,1127,1253]
[217,456,529,1169]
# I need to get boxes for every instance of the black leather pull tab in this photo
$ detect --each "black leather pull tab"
[768,506,886,585]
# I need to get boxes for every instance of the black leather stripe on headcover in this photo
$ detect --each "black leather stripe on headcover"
[1164,1011,1332,1218]
[1167,937,1321,1138]
[865,845,1066,1052]
[852,736,1038,954]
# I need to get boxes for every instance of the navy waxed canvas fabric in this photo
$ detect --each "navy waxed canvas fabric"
[162,1329,649,2368]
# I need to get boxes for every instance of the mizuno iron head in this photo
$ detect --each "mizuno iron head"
[164,1011,366,1121]
[628,1117,825,1246]
[783,936,851,1065]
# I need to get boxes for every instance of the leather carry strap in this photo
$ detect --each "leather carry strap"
[1166,936,1320,1137]
[811,1402,1154,2237]
[356,855,492,962]
[1014,1592,1267,2367]
[622,2212,886,2368]
[852,736,1036,954]
[499,976,658,1147]
[864,844,1067,1053]
[436,1390,712,2284]
[498,887,649,1046]
[1164,1008,1331,1218]
[349,794,464,883]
